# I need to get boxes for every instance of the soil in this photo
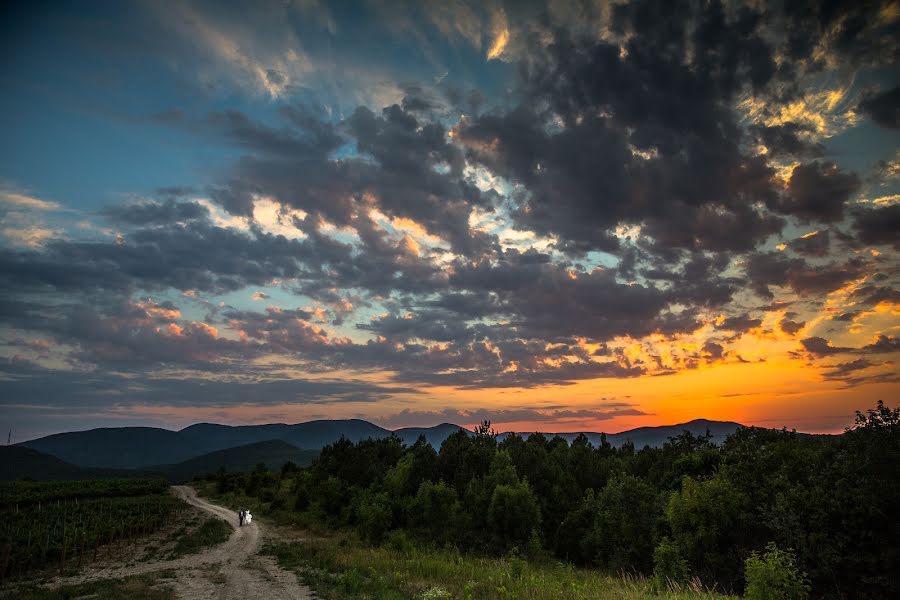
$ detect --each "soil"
[23,486,315,599]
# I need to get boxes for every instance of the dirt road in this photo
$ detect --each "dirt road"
[48,486,315,599]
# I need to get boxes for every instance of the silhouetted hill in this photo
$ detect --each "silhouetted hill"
[278,419,391,448]
[1,446,88,480]
[178,423,294,453]
[17,418,784,471]
[502,419,743,448]
[607,418,743,448]
[395,423,466,447]
[19,427,204,469]
[0,446,152,481]
[150,440,319,483]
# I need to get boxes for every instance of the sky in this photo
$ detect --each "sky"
[1,0,898,441]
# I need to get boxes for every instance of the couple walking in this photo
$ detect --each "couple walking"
[238,508,252,526]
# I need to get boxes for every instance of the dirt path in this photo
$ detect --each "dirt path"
[46,486,315,599]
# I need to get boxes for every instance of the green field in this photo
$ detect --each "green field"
[0,480,183,581]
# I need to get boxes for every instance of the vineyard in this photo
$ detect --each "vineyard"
[0,479,183,581]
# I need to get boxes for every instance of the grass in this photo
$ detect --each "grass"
[2,571,176,600]
[264,533,736,600]
[169,517,232,558]
[193,481,312,529]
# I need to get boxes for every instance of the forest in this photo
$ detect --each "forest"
[210,402,899,599]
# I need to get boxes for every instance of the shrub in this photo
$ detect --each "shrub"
[666,473,748,588]
[386,529,414,556]
[653,537,689,587]
[356,491,392,545]
[410,480,461,545]
[744,542,810,600]
[488,481,541,552]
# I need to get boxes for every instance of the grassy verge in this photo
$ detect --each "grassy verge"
[265,534,735,600]
[169,517,232,558]
[192,481,313,529]
[3,571,176,600]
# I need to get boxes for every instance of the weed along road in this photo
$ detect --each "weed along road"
[46,486,314,600]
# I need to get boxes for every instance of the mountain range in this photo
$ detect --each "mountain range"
[1,439,319,483]
[9,418,753,478]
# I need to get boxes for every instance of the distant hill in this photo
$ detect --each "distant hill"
[394,423,467,447]
[2,439,318,483]
[512,419,744,449]
[19,427,204,469]
[150,440,319,483]
[0,446,149,481]
[17,417,780,472]
[18,419,390,469]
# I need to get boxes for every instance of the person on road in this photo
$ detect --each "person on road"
[239,509,245,527]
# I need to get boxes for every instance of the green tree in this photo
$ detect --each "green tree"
[410,480,461,545]
[488,480,541,552]
[666,473,748,589]
[356,491,393,545]
[588,474,660,573]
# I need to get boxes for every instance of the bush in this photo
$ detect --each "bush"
[386,529,414,556]
[356,491,392,545]
[744,542,810,600]
[667,473,748,588]
[488,481,541,552]
[653,537,689,587]
[410,480,461,544]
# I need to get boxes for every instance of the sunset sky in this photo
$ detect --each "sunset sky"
[1,0,898,441]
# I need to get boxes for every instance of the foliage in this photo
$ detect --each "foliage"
[204,404,900,599]
[744,543,810,600]
[666,474,747,589]
[264,535,734,600]
[653,537,689,587]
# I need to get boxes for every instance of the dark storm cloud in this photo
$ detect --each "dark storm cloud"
[0,361,419,410]
[851,204,900,249]
[831,311,859,322]
[800,336,854,356]
[849,285,900,307]
[453,0,838,257]
[745,252,868,299]
[446,249,697,342]
[166,103,497,256]
[863,335,900,354]
[748,123,823,158]
[822,359,876,381]
[779,318,805,335]
[858,85,900,129]
[1,297,258,369]
[715,314,762,332]
[702,341,725,360]
[800,335,900,358]
[771,162,861,223]
[782,0,899,65]
[0,210,450,303]
[0,223,309,295]
[101,198,209,226]
[357,310,475,343]
[786,230,831,257]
